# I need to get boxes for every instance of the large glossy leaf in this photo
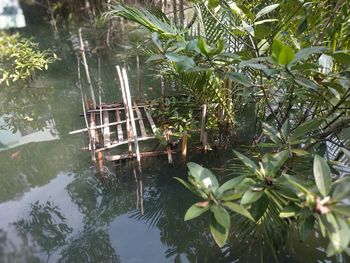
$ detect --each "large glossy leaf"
[216,175,246,197]
[226,72,252,87]
[233,150,260,177]
[255,4,279,20]
[289,118,324,143]
[184,203,210,221]
[331,52,350,65]
[187,162,219,191]
[241,189,264,205]
[210,205,231,229]
[209,216,228,247]
[313,155,332,197]
[271,39,295,66]
[223,201,255,221]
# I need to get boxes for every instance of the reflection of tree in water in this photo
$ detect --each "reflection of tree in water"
[129,166,235,263]
[66,170,136,226]
[0,88,56,135]
[58,228,120,263]
[13,201,72,262]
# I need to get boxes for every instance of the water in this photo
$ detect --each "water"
[0,6,347,263]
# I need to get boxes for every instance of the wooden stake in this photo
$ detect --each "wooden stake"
[200,104,207,143]
[136,55,141,101]
[78,28,96,109]
[181,130,187,162]
[116,66,133,153]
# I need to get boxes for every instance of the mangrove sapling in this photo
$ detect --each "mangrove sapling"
[177,151,350,256]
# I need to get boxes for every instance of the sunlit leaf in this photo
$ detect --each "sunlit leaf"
[279,203,300,218]
[233,150,260,177]
[271,39,295,66]
[216,175,246,197]
[184,203,210,221]
[241,189,264,205]
[255,4,279,20]
[187,162,219,191]
[313,155,332,197]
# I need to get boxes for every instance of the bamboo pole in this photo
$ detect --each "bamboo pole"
[78,28,96,109]
[181,131,187,162]
[116,66,141,163]
[136,55,141,101]
[122,67,141,163]
[116,65,133,153]
[200,104,207,143]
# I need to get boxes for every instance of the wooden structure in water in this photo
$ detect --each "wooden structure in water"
[71,28,210,175]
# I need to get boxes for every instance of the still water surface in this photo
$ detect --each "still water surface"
[0,8,347,263]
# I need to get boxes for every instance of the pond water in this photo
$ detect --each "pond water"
[0,6,348,263]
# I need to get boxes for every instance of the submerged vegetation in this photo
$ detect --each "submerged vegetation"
[104,0,350,258]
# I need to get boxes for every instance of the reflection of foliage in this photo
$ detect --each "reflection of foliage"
[66,171,136,226]
[0,32,57,86]
[0,88,56,134]
[13,201,72,255]
[58,228,120,263]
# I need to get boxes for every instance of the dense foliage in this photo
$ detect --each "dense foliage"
[105,0,350,258]
[0,32,57,86]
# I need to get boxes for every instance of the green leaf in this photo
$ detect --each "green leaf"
[295,77,319,91]
[208,0,220,9]
[262,123,282,144]
[331,52,350,65]
[223,201,255,221]
[210,205,231,229]
[241,189,264,205]
[198,36,210,56]
[173,177,207,199]
[279,203,300,218]
[254,19,278,25]
[226,72,251,87]
[270,149,290,174]
[146,54,165,63]
[299,216,315,241]
[165,53,195,70]
[289,118,324,142]
[233,150,260,176]
[255,4,279,20]
[184,203,210,221]
[209,215,228,247]
[331,206,350,217]
[187,162,219,191]
[216,175,246,197]
[297,17,308,35]
[313,155,332,197]
[341,148,350,161]
[293,46,327,62]
[250,194,269,221]
[271,39,295,66]
[332,177,350,202]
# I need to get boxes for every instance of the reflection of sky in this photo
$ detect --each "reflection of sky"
[0,116,59,151]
